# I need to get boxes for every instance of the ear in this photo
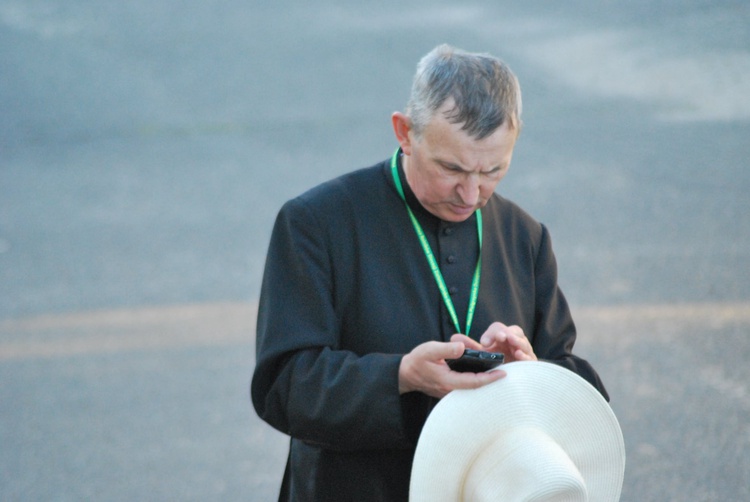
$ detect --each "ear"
[391,112,414,155]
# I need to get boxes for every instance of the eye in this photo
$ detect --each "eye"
[438,162,464,174]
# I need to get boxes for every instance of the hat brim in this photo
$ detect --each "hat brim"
[409,361,625,501]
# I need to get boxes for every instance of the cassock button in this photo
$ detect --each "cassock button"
[443,227,454,236]
[448,286,459,295]
[447,255,456,264]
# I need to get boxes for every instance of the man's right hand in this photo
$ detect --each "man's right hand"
[398,339,506,398]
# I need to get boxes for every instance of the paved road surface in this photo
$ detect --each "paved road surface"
[2,1,749,500]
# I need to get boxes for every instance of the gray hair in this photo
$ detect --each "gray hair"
[406,44,522,140]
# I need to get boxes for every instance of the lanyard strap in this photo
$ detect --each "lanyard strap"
[390,149,482,336]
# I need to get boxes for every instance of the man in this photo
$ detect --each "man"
[251,44,608,501]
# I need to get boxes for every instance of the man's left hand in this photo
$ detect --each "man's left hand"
[452,322,537,362]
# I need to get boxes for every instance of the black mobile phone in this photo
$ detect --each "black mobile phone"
[447,349,505,373]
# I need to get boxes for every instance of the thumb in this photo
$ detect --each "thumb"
[438,341,465,360]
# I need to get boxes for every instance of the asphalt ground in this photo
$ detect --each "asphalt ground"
[1,1,749,500]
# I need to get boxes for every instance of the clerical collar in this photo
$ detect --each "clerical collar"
[394,150,428,218]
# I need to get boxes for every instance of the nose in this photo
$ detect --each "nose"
[457,174,481,206]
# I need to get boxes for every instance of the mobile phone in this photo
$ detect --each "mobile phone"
[447,349,505,373]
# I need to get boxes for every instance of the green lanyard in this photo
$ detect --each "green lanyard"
[390,149,482,336]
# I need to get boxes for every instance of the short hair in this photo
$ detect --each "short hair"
[406,44,522,140]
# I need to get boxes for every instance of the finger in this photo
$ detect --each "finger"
[446,367,507,390]
[506,331,526,349]
[479,322,508,348]
[420,340,464,361]
[513,348,537,361]
[507,330,532,353]
[506,331,537,361]
[506,325,525,339]
[450,333,483,351]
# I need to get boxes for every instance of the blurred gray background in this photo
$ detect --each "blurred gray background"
[1,1,748,500]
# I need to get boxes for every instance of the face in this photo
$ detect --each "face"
[394,106,518,222]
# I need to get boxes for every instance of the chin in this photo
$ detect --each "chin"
[442,211,475,223]
[446,205,480,222]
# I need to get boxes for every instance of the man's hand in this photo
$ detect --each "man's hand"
[478,322,538,362]
[398,340,506,398]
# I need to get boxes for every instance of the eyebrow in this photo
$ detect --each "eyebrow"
[435,158,504,174]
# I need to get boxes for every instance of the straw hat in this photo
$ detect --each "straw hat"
[409,361,625,501]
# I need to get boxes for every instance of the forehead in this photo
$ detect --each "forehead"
[420,111,518,167]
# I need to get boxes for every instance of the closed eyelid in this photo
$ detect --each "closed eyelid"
[437,160,504,176]
[438,161,465,172]
[482,166,505,175]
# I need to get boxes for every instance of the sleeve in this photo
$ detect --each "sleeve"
[250,197,417,451]
[530,224,610,401]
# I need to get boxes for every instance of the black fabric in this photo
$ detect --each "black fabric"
[251,157,608,502]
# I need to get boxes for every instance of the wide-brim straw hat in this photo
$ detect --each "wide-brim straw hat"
[410,361,625,501]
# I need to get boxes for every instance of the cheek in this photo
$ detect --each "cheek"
[420,173,455,199]
[436,179,460,199]
[483,173,507,195]
[479,181,498,198]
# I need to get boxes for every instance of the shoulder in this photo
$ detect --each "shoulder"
[482,194,559,273]
[282,160,389,217]
[483,193,544,240]
[272,159,395,245]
